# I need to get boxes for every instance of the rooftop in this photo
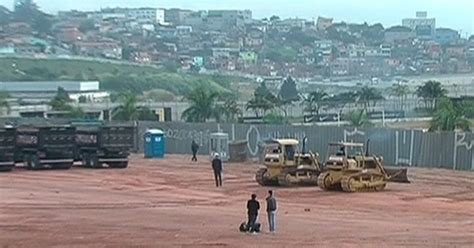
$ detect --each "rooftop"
[0,81,100,93]
[328,142,364,147]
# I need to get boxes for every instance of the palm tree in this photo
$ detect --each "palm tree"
[113,91,140,121]
[429,97,471,132]
[391,83,410,111]
[357,86,384,111]
[181,88,220,123]
[416,80,447,110]
[347,109,372,127]
[302,90,328,116]
[246,85,277,118]
[0,92,10,116]
[326,92,358,117]
[219,98,242,123]
[246,96,274,118]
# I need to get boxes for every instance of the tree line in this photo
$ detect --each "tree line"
[0,80,470,132]
[179,78,472,131]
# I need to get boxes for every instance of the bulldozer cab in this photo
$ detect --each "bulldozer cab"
[326,142,367,170]
[264,139,299,167]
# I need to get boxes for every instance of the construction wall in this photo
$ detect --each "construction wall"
[138,121,474,171]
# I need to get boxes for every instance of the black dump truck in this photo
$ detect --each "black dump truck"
[15,125,76,170]
[0,127,16,172]
[74,123,134,169]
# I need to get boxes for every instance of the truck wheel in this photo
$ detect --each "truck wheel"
[23,154,31,169]
[0,166,13,172]
[25,155,40,170]
[54,163,73,170]
[90,153,100,169]
[110,162,128,169]
[31,155,41,169]
[82,153,91,167]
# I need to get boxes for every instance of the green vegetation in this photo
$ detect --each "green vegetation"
[0,58,238,96]
[181,88,220,123]
[143,89,176,102]
[347,110,372,128]
[261,45,298,62]
[112,91,155,121]
[246,82,278,118]
[49,87,85,118]
[278,76,299,102]
[263,112,286,124]
[416,80,447,110]
[429,97,471,132]
[101,73,230,96]
[78,19,96,33]
[303,90,329,116]
[356,86,384,111]
[0,58,158,80]
[390,83,411,111]
[217,95,242,123]
[180,88,242,123]
[13,0,52,34]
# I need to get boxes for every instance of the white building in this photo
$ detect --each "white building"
[0,81,109,103]
[97,8,166,24]
[402,11,436,36]
[206,10,252,31]
[126,8,166,24]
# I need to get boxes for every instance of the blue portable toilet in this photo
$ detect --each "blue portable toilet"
[144,129,165,158]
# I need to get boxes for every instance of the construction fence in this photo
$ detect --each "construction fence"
[137,121,474,171]
[0,118,471,171]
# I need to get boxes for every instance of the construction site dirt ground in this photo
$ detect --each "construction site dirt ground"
[1,155,473,248]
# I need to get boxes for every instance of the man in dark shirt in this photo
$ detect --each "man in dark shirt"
[247,194,260,232]
[212,154,223,187]
[191,140,199,162]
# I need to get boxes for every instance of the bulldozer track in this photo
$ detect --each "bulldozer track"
[277,171,290,187]
[277,168,319,187]
[341,174,386,193]
[317,172,331,191]
[255,168,279,186]
[255,168,266,186]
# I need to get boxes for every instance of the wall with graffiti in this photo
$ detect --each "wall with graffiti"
[137,121,474,171]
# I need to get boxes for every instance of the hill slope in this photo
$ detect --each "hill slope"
[0,57,238,96]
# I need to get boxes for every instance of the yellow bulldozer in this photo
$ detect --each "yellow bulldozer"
[255,138,322,187]
[317,140,410,192]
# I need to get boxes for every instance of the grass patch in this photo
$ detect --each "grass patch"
[0,58,243,96]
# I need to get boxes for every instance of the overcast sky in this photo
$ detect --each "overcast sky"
[1,0,473,36]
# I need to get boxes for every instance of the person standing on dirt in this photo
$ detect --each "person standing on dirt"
[191,140,199,162]
[247,194,260,232]
[212,153,223,187]
[266,190,277,233]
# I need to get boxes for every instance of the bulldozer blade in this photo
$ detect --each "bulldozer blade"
[385,167,410,183]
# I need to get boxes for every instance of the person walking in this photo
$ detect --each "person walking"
[247,194,260,233]
[266,190,277,233]
[212,153,223,187]
[191,140,199,162]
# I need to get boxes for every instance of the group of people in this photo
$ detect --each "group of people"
[191,140,278,233]
[246,191,277,233]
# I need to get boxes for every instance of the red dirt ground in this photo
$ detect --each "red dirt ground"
[1,154,473,248]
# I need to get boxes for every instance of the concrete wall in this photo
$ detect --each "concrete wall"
[137,121,474,171]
